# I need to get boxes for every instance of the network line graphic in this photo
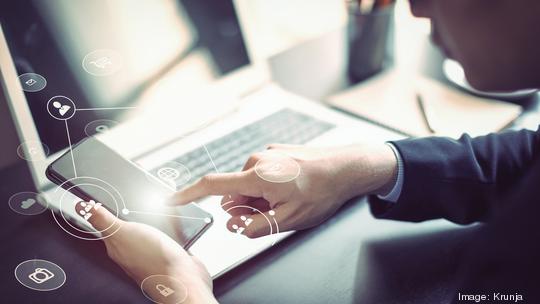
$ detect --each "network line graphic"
[48,96,280,242]
[62,105,137,179]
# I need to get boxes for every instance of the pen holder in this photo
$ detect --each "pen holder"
[347,4,395,83]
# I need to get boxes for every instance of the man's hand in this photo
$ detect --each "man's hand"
[170,143,397,238]
[75,202,217,304]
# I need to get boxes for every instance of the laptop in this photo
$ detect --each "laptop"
[0,0,397,278]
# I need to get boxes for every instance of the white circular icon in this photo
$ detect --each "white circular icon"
[18,73,47,92]
[84,119,119,136]
[15,259,66,291]
[16,140,50,162]
[158,167,180,181]
[8,191,48,216]
[153,162,192,190]
[82,49,123,76]
[58,183,119,235]
[51,176,125,241]
[47,96,76,120]
[254,152,301,183]
[141,275,188,304]
[221,202,278,243]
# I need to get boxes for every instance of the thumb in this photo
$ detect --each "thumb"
[75,200,124,238]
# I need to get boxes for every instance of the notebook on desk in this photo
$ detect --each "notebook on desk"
[327,70,522,138]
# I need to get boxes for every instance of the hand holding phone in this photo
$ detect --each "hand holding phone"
[46,137,212,249]
[73,201,218,304]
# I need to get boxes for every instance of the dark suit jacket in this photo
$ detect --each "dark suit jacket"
[369,127,540,303]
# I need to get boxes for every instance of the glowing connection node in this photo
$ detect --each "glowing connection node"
[204,217,212,224]
[122,208,130,215]
[269,210,276,216]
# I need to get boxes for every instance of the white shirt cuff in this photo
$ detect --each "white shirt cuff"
[377,143,404,203]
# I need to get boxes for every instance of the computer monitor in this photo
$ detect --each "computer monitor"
[0,0,250,155]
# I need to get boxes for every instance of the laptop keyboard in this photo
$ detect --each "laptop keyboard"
[150,109,335,190]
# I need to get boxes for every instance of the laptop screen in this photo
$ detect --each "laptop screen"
[0,0,250,155]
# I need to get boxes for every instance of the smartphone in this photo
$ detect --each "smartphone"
[46,137,212,249]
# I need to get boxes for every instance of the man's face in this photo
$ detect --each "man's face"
[409,0,540,91]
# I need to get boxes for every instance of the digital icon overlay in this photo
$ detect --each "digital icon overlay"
[90,57,112,69]
[254,151,301,183]
[232,215,253,234]
[222,201,280,245]
[16,140,50,162]
[153,161,192,190]
[141,275,188,304]
[158,167,180,182]
[28,268,55,284]
[8,191,48,216]
[47,96,76,120]
[84,119,120,136]
[82,49,123,76]
[15,259,66,291]
[77,199,102,221]
[156,284,175,297]
[53,176,123,240]
[47,101,211,241]
[21,198,37,209]
[18,73,47,92]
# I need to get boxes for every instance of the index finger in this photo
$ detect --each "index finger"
[170,170,262,205]
[75,200,123,238]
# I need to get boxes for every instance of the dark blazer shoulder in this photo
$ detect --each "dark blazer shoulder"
[369,127,540,224]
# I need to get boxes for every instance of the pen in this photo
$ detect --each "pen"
[416,93,436,134]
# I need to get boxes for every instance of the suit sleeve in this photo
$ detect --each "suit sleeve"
[368,127,540,224]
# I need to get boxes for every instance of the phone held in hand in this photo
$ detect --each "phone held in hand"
[46,137,213,249]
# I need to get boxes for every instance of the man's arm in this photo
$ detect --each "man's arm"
[369,127,540,224]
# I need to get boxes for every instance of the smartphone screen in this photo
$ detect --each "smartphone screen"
[46,137,212,249]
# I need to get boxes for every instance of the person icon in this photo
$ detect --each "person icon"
[52,101,71,116]
[47,96,76,120]
[77,200,102,221]
[232,215,254,234]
